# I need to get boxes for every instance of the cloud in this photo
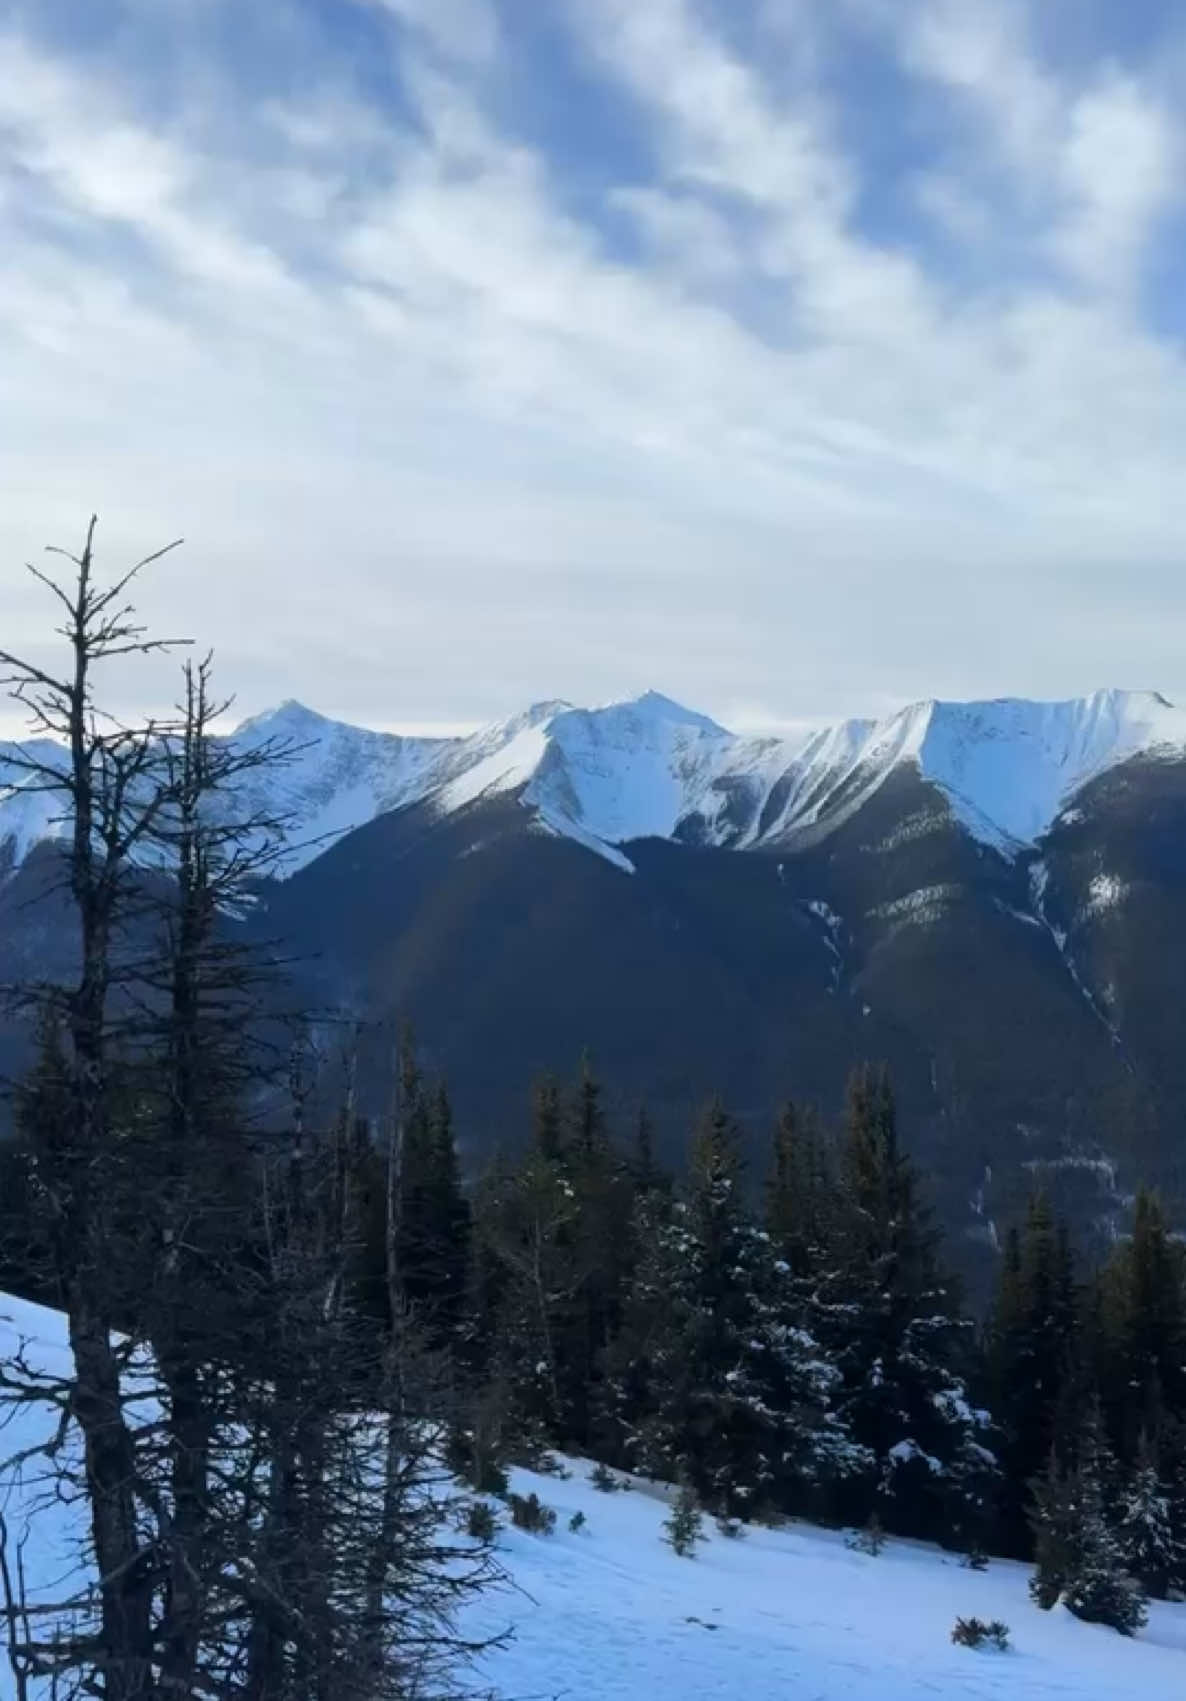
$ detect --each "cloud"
[898,0,1181,299]
[1,0,1185,740]
[369,0,500,65]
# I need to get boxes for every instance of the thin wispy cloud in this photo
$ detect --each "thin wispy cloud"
[1,0,1184,734]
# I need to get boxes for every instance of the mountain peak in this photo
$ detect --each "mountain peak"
[606,690,726,734]
[234,699,332,740]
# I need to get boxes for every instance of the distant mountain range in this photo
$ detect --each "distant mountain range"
[4,687,1186,1285]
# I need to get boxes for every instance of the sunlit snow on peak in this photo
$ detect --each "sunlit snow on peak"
[2,688,1185,879]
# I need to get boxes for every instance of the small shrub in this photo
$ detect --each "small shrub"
[845,1514,886,1557]
[568,1510,587,1534]
[508,1491,557,1535]
[590,1461,621,1493]
[664,1484,704,1558]
[715,1516,744,1540]
[534,1453,572,1479]
[464,1501,499,1543]
[951,1617,1010,1651]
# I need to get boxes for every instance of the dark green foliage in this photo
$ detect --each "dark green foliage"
[610,1097,865,1518]
[951,1617,1009,1650]
[630,1103,668,1195]
[765,1098,835,1280]
[444,1422,510,1498]
[590,1461,622,1492]
[1028,1407,1148,1634]
[1098,1189,1186,1456]
[987,1178,1186,1569]
[473,1056,640,1452]
[532,1076,564,1162]
[663,1484,704,1557]
[508,1491,557,1535]
[396,1050,472,1341]
[816,1068,997,1545]
[465,1501,500,1543]
[1116,1439,1182,1601]
[987,1195,1081,1556]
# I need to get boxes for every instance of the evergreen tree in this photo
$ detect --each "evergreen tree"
[532,1075,564,1162]
[988,1191,1080,1556]
[764,1098,835,1281]
[823,1066,996,1545]
[1099,1188,1186,1457]
[397,1065,471,1344]
[558,1055,634,1446]
[569,1050,607,1162]
[630,1102,667,1195]
[663,1482,704,1557]
[613,1098,863,1518]
[472,1147,581,1445]
[1117,1435,1181,1601]
[1029,1401,1148,1635]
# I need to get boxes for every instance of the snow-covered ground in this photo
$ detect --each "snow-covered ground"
[2,1293,1183,1701]
[475,1459,1186,1700]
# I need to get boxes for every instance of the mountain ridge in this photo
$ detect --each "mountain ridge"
[4,685,1183,879]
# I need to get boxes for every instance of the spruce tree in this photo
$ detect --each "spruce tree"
[988,1191,1080,1556]
[615,1097,863,1518]
[395,1063,471,1346]
[1099,1189,1186,1458]
[1029,1401,1148,1635]
[532,1075,564,1163]
[824,1066,996,1545]
[1118,1435,1180,1601]
[765,1098,835,1281]
[630,1102,667,1195]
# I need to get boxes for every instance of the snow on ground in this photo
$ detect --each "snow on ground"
[2,1298,1184,1701]
[473,1460,1186,1701]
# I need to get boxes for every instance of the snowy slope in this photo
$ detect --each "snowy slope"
[471,1459,1186,1701]
[4,1295,1182,1701]
[2,689,1184,879]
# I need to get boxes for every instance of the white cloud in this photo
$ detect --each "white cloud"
[1057,72,1178,295]
[898,0,1182,300]
[1,3,1186,739]
[369,0,500,65]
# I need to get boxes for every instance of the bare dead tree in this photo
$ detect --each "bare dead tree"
[0,517,188,1701]
[0,520,506,1701]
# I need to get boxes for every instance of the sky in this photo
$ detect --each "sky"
[2,0,1186,737]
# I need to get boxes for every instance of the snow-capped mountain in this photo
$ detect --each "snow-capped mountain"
[4,685,1186,1275]
[3,687,1185,878]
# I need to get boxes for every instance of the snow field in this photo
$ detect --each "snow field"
[472,1459,1186,1701]
[2,1297,1184,1700]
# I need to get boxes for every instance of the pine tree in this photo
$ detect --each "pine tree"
[1118,1435,1179,1601]
[988,1191,1080,1556]
[395,1062,471,1345]
[663,1482,704,1557]
[615,1098,863,1518]
[765,1098,835,1281]
[1099,1189,1186,1458]
[1028,1403,1147,1634]
[532,1075,564,1163]
[823,1066,996,1545]
[569,1050,606,1162]
[630,1102,667,1195]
